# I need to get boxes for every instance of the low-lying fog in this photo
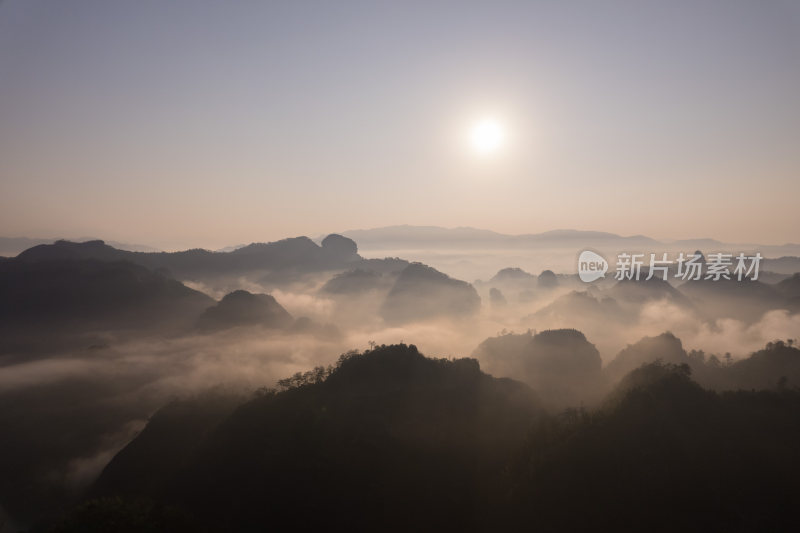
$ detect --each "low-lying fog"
[1,242,798,531]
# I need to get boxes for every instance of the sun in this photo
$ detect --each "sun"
[468,118,506,155]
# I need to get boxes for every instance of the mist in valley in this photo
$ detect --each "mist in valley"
[1,233,799,531]
[3,0,800,529]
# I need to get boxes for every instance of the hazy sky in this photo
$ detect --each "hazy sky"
[1,0,799,249]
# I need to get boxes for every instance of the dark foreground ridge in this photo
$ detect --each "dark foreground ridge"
[85,344,539,531]
[47,343,800,532]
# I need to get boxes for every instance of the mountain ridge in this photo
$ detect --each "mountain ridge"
[338,225,800,254]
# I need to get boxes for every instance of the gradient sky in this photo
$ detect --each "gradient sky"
[1,0,799,249]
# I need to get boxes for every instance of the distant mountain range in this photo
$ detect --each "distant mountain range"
[0,237,484,348]
[0,237,159,256]
[339,225,800,256]
[9,235,376,282]
[0,257,216,355]
[5,226,799,259]
[4,228,799,282]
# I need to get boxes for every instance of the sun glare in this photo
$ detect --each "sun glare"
[468,118,506,155]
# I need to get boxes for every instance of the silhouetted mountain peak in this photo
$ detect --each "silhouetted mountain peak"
[230,236,317,256]
[13,235,369,282]
[320,268,384,294]
[400,262,451,281]
[380,263,480,324]
[602,360,705,413]
[489,287,507,307]
[321,233,358,258]
[197,290,292,331]
[777,272,800,298]
[537,269,558,288]
[725,340,800,389]
[491,267,535,282]
[612,276,688,304]
[17,239,125,262]
[531,328,590,346]
[0,258,213,335]
[474,328,602,408]
[531,289,623,323]
[606,332,689,381]
[62,238,103,246]
[92,344,541,530]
